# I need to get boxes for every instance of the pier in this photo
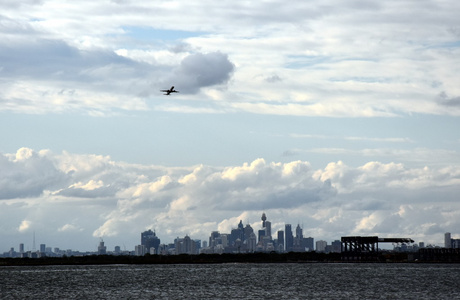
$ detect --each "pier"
[341,236,414,261]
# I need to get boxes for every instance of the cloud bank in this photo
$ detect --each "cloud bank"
[1,148,458,251]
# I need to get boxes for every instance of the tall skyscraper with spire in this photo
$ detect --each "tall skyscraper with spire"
[261,212,267,228]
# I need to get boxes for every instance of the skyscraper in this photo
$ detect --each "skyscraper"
[141,229,161,254]
[258,229,265,243]
[285,224,293,252]
[98,239,107,255]
[209,231,220,247]
[295,224,303,239]
[247,232,257,252]
[293,224,304,252]
[316,240,327,252]
[277,230,284,252]
[265,221,271,239]
[304,237,314,251]
[445,232,452,248]
[261,212,267,228]
[244,224,254,243]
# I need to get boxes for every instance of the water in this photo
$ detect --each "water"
[1,263,459,299]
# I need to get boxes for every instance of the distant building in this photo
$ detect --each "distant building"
[258,229,266,243]
[194,239,201,253]
[285,224,293,252]
[293,224,304,252]
[247,232,257,252]
[209,231,220,248]
[98,240,107,255]
[316,240,327,252]
[141,230,160,254]
[135,245,146,256]
[244,224,254,244]
[221,234,228,248]
[265,221,272,239]
[304,237,314,252]
[445,232,452,248]
[331,240,341,253]
[175,235,197,254]
[277,230,285,251]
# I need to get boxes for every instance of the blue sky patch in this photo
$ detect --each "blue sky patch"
[121,26,204,41]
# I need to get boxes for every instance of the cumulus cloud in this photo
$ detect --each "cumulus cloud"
[167,52,235,94]
[0,148,68,199]
[18,220,31,232]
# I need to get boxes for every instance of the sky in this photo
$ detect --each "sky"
[1,0,460,252]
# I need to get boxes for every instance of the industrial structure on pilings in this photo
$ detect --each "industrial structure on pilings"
[341,236,414,262]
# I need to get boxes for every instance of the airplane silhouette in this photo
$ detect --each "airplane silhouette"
[160,86,179,95]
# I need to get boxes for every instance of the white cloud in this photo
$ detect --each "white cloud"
[58,224,83,232]
[166,52,235,94]
[18,220,31,232]
[0,148,68,199]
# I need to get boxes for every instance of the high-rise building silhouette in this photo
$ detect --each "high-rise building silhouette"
[293,224,303,251]
[98,239,107,255]
[277,230,285,251]
[265,221,272,239]
[141,229,160,254]
[230,220,245,246]
[295,224,302,239]
[247,232,257,252]
[244,224,254,242]
[316,240,327,252]
[258,229,265,243]
[445,232,452,248]
[209,231,220,247]
[304,237,314,251]
[261,212,267,228]
[285,224,293,252]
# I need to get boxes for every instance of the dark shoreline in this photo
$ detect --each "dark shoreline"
[1,252,337,266]
[2,251,458,266]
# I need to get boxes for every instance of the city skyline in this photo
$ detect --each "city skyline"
[1,1,460,252]
[3,211,458,255]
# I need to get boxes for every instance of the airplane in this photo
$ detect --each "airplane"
[160,86,179,95]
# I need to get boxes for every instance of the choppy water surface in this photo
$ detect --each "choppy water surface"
[1,263,459,299]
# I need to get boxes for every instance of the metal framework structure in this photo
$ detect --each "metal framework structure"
[341,236,414,261]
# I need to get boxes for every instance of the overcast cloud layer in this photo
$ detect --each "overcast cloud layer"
[1,1,460,251]
[1,0,459,116]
